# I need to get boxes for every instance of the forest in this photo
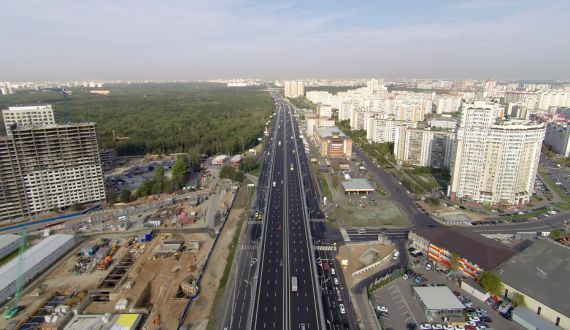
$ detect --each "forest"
[0,83,274,156]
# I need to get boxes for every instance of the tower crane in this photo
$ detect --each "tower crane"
[112,130,131,151]
[3,226,28,320]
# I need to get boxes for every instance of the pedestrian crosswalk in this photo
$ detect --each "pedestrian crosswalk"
[239,245,257,251]
[314,245,337,251]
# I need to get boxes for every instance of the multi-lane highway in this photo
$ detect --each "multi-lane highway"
[251,95,323,329]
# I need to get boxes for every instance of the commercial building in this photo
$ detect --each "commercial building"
[0,123,106,221]
[63,313,143,330]
[449,101,545,206]
[413,286,465,317]
[2,105,55,135]
[341,178,374,194]
[284,81,304,98]
[544,123,570,157]
[409,227,517,278]
[0,234,21,260]
[212,155,229,165]
[495,239,570,329]
[314,127,352,159]
[459,277,490,303]
[306,116,335,137]
[394,127,456,169]
[0,234,75,304]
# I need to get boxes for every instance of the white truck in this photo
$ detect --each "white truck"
[272,181,276,188]
[291,276,298,292]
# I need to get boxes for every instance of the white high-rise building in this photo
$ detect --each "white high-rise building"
[394,127,456,169]
[305,91,332,105]
[318,104,333,118]
[284,81,305,98]
[435,95,462,114]
[538,92,570,111]
[449,101,545,206]
[2,105,55,135]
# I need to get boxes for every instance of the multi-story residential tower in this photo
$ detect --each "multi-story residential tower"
[284,80,304,98]
[449,101,545,206]
[544,123,570,157]
[394,127,456,169]
[2,105,55,135]
[0,106,106,221]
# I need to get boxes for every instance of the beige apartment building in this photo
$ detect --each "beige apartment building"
[284,81,304,98]
[450,101,545,206]
[0,105,106,221]
[394,127,456,169]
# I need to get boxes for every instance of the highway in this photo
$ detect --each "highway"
[251,94,323,329]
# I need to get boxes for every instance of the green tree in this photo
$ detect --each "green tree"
[172,154,189,189]
[477,271,503,295]
[449,252,461,271]
[549,229,564,240]
[119,188,132,203]
[107,192,118,205]
[239,157,258,173]
[511,293,525,307]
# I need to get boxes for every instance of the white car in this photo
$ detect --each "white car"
[420,324,432,330]
[443,326,454,330]
[432,324,444,330]
[339,304,346,314]
[468,316,480,323]
[333,278,339,285]
[453,326,465,330]
[330,268,336,275]
[465,321,477,327]
[376,306,388,314]
[475,326,487,330]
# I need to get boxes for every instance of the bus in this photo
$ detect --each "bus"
[291,276,298,292]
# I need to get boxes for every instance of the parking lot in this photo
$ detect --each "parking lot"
[369,251,526,330]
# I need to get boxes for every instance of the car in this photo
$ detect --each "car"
[425,262,433,271]
[443,326,454,330]
[419,324,432,330]
[403,273,409,280]
[464,302,473,308]
[475,326,487,330]
[468,316,480,323]
[339,304,346,314]
[485,298,494,306]
[465,321,477,326]
[475,308,486,314]
[432,324,444,329]
[452,290,461,296]
[479,316,492,323]
[453,326,465,330]
[407,323,418,330]
[333,278,339,285]
[376,305,389,314]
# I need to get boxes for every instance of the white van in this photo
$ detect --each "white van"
[392,250,400,260]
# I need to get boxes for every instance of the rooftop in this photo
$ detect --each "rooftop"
[0,234,21,250]
[315,126,347,138]
[63,313,142,330]
[341,178,374,192]
[496,239,570,317]
[0,234,75,292]
[512,306,560,330]
[413,286,465,310]
[411,227,517,270]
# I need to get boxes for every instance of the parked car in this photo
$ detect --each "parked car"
[339,304,346,314]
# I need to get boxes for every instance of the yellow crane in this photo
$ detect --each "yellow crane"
[112,130,130,150]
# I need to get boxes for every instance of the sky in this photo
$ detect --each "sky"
[2,0,570,81]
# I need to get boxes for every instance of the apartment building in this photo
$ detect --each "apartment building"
[394,127,456,169]
[366,117,406,143]
[428,117,457,130]
[314,127,352,159]
[544,122,570,157]
[435,95,461,114]
[0,106,106,221]
[318,104,333,118]
[284,81,304,98]
[2,105,55,135]
[538,91,570,111]
[449,101,545,206]
[305,91,332,105]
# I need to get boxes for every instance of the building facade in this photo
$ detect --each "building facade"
[544,123,570,157]
[0,121,106,221]
[450,101,545,205]
[284,81,305,98]
[394,127,456,169]
[2,105,55,135]
[314,127,352,159]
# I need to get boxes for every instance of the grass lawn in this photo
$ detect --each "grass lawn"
[319,173,333,201]
[540,170,570,202]
[329,201,409,227]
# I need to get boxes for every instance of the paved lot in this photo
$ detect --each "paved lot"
[370,252,526,330]
[371,278,427,330]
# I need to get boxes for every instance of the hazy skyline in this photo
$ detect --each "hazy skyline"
[2,0,570,81]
